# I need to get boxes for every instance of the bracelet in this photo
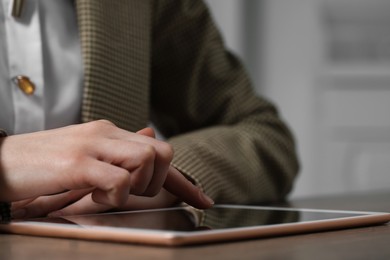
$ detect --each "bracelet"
[0,130,11,222]
[0,202,11,222]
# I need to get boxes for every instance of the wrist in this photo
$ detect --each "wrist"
[0,130,11,209]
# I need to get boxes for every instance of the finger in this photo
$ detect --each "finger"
[82,121,172,164]
[97,122,164,154]
[48,193,111,217]
[11,197,37,210]
[11,189,92,219]
[73,159,131,207]
[117,188,179,211]
[109,140,157,195]
[94,139,168,196]
[101,125,173,196]
[107,125,174,168]
[136,127,156,138]
[135,128,171,196]
[50,188,178,217]
[163,166,214,209]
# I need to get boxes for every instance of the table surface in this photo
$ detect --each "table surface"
[1,191,389,260]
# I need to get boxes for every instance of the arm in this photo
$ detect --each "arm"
[150,0,299,203]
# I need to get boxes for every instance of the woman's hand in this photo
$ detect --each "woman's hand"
[0,120,213,218]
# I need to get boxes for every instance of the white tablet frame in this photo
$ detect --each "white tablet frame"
[1,205,389,246]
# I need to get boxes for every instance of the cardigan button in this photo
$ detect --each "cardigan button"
[13,75,35,95]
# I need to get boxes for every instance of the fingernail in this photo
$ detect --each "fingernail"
[201,192,214,206]
[48,210,63,218]
[12,208,27,219]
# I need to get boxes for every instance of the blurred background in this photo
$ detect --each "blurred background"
[204,0,390,198]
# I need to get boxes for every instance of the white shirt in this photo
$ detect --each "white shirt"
[0,0,83,135]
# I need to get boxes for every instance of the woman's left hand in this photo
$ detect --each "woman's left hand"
[12,184,179,219]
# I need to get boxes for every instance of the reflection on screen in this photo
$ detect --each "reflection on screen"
[25,206,366,232]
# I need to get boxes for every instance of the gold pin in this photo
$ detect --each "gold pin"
[13,75,35,95]
[10,0,25,18]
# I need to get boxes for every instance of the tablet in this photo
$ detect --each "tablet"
[1,204,389,246]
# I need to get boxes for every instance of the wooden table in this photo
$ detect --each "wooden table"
[1,191,389,260]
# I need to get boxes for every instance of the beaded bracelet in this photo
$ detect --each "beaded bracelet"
[0,130,11,222]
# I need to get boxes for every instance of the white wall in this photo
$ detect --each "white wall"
[204,0,245,56]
